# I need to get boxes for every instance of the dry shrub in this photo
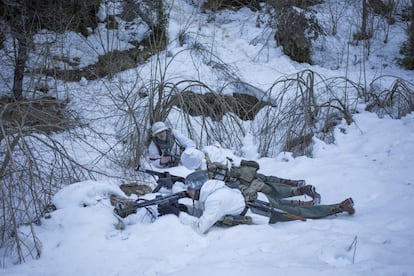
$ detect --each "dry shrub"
[366,77,414,118]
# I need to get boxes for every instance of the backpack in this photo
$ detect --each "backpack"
[207,159,260,185]
[228,159,260,185]
[206,159,263,201]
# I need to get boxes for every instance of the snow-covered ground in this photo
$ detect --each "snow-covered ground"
[2,111,414,276]
[1,0,414,275]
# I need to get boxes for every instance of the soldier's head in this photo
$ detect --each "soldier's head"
[185,171,209,200]
[151,121,168,141]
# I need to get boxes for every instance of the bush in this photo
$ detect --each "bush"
[274,7,323,64]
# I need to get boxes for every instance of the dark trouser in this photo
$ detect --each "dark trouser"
[267,198,337,223]
[257,176,307,206]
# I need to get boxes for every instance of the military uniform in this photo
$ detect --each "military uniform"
[206,160,354,222]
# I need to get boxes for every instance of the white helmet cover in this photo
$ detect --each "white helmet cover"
[181,148,205,170]
[152,121,168,136]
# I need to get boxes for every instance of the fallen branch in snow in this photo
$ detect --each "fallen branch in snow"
[347,235,358,264]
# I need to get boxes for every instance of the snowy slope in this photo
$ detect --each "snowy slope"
[2,112,414,276]
[1,0,414,275]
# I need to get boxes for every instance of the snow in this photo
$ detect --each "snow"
[1,0,414,275]
[2,112,414,276]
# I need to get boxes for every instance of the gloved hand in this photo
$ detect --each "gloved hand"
[158,203,180,216]
[179,212,204,235]
[179,212,197,225]
[178,203,188,213]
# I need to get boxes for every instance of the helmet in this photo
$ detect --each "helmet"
[152,121,168,136]
[181,148,205,170]
[186,171,209,191]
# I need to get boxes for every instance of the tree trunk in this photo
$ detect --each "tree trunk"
[410,0,414,56]
[361,0,368,38]
[12,37,28,101]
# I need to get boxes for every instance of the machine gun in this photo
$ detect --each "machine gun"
[135,165,186,192]
[161,148,181,167]
[143,169,186,192]
[113,191,189,218]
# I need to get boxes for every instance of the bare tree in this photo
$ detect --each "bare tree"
[362,0,370,37]
[0,97,101,263]
[1,1,32,100]
[400,0,414,69]
[0,0,100,100]
[0,0,103,263]
[327,0,349,36]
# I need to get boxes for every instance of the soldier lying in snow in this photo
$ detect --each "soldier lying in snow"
[180,146,323,209]
[176,171,354,234]
[111,145,355,232]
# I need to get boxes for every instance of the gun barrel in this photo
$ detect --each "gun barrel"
[144,169,185,182]
[145,169,166,178]
[133,191,188,209]
[141,169,185,192]
[114,191,188,218]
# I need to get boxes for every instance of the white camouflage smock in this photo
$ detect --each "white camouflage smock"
[148,129,195,168]
[179,179,246,234]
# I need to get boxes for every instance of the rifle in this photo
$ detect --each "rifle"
[161,149,181,167]
[143,169,186,192]
[113,191,189,218]
[247,199,306,222]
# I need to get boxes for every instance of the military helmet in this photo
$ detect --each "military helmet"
[186,171,209,191]
[152,121,168,136]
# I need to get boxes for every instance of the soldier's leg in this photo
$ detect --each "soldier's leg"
[277,198,315,206]
[257,173,306,187]
[268,198,355,223]
[240,179,295,201]
[291,185,321,204]
[261,183,317,206]
[257,173,313,201]
[261,182,294,199]
[266,196,314,210]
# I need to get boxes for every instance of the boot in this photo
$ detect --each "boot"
[312,191,321,205]
[294,185,321,205]
[294,180,306,187]
[332,198,355,215]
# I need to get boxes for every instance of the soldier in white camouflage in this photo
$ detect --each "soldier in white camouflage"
[181,148,354,223]
[179,171,355,233]
[148,121,196,168]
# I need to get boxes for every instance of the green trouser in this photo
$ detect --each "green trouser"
[255,173,338,222]
[256,173,302,187]
[256,174,304,206]
[267,198,337,223]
